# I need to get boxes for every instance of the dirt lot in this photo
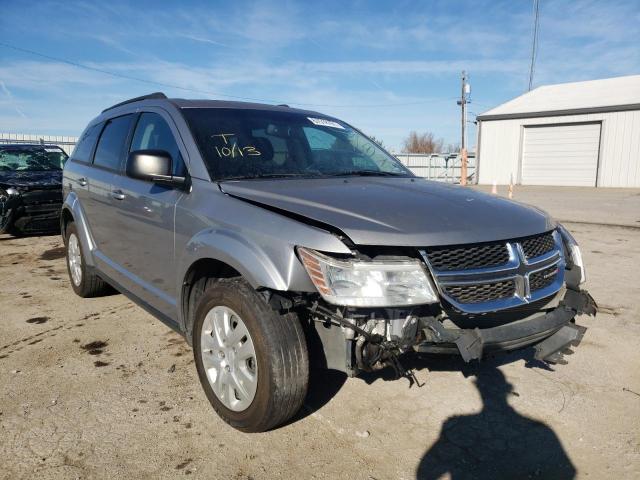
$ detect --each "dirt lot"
[1,187,639,479]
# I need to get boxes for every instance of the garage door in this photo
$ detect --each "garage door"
[521,123,601,186]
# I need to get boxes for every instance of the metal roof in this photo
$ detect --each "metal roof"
[478,74,640,121]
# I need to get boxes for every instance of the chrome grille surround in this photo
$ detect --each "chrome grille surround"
[419,230,565,314]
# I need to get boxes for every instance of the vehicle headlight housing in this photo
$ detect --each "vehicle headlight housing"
[558,224,586,284]
[298,247,439,307]
[5,187,19,196]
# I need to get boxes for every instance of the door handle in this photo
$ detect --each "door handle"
[111,189,126,201]
[77,177,88,187]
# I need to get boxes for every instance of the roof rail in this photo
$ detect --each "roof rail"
[102,92,167,113]
[277,104,290,107]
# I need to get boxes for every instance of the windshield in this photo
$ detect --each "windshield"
[0,147,67,172]
[181,108,412,181]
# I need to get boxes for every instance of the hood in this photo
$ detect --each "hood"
[0,170,62,190]
[220,177,556,247]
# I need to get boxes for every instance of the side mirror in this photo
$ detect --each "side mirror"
[126,150,187,188]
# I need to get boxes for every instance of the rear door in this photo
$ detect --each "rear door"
[521,123,601,186]
[64,123,102,222]
[87,114,135,275]
[107,110,188,318]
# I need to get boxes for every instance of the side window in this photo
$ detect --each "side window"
[130,113,185,176]
[44,149,68,169]
[94,115,134,171]
[71,123,101,163]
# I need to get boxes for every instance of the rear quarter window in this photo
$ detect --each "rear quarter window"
[71,124,102,163]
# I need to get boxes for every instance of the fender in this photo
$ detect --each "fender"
[61,191,97,267]
[176,219,350,291]
[179,226,291,292]
[175,215,353,327]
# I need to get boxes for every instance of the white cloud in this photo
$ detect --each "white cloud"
[0,81,27,118]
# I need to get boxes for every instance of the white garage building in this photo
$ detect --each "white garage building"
[476,75,640,187]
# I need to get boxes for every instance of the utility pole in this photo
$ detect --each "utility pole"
[528,0,540,91]
[457,71,470,186]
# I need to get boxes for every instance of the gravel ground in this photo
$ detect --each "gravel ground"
[1,187,639,479]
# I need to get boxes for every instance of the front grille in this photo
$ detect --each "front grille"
[521,232,555,259]
[420,230,564,314]
[424,242,509,271]
[529,265,559,292]
[21,189,62,206]
[443,280,516,304]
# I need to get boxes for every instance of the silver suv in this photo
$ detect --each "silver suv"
[62,93,596,432]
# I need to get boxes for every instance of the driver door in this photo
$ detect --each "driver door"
[107,111,188,319]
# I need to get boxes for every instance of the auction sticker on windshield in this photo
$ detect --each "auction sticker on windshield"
[307,117,345,129]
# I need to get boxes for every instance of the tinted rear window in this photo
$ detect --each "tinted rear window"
[72,124,101,163]
[93,115,134,171]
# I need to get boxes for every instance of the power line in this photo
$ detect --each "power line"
[528,0,540,91]
[0,41,450,109]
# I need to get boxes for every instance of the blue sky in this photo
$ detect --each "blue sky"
[1,0,639,151]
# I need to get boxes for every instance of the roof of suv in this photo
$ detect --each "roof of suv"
[171,98,322,115]
[102,92,325,117]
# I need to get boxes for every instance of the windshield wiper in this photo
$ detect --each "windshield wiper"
[219,171,410,181]
[326,170,409,177]
[219,173,314,181]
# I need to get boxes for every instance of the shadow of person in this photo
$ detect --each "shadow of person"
[417,368,576,480]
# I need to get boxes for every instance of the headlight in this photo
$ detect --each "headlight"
[5,187,19,196]
[298,247,439,307]
[558,224,586,284]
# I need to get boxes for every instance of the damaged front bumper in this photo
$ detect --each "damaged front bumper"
[416,288,597,364]
[0,191,62,235]
[307,286,597,377]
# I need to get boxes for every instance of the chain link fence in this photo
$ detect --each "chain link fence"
[393,152,477,184]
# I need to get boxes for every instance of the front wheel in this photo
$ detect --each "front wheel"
[193,278,309,432]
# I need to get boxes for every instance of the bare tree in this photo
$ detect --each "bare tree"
[445,142,461,153]
[402,131,444,154]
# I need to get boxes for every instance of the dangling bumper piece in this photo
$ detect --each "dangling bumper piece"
[416,288,597,364]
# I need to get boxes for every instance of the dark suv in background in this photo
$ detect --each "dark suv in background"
[0,143,67,235]
[61,93,596,432]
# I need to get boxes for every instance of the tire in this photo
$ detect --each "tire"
[193,277,309,432]
[0,225,19,237]
[0,211,19,236]
[64,222,110,298]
